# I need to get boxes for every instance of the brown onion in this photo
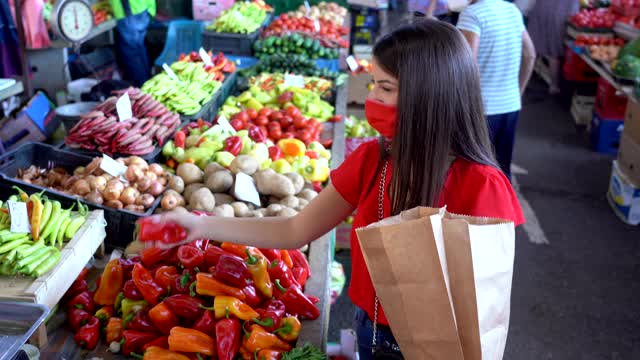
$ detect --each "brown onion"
[127,156,148,169]
[137,193,155,208]
[120,187,140,206]
[106,179,125,193]
[148,181,164,197]
[106,200,124,209]
[157,176,167,186]
[124,204,145,212]
[90,176,107,192]
[73,167,85,176]
[136,177,152,192]
[145,171,158,182]
[125,165,143,183]
[103,187,121,201]
[71,179,91,196]
[148,163,164,176]
[85,190,104,205]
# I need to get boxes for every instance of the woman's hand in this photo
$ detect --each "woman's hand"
[145,211,206,248]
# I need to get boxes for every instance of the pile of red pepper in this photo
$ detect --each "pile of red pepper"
[63,238,315,359]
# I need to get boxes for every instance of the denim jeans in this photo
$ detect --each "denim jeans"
[354,307,403,359]
[115,11,151,87]
[487,110,520,181]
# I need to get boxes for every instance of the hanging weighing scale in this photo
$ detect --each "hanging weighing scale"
[50,0,95,46]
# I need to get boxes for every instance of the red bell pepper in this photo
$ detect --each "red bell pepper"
[69,291,96,314]
[192,239,210,251]
[224,136,243,156]
[153,266,178,292]
[132,263,165,306]
[203,246,234,268]
[137,218,187,246]
[268,146,284,161]
[123,279,144,300]
[216,318,242,360]
[65,279,88,301]
[305,150,319,159]
[122,330,160,356]
[140,247,175,268]
[268,259,298,289]
[308,295,320,304]
[120,257,140,281]
[142,336,169,351]
[73,317,100,350]
[214,254,250,288]
[174,131,186,148]
[249,125,266,143]
[220,243,263,260]
[148,302,179,335]
[289,249,311,278]
[292,267,309,287]
[127,312,158,333]
[94,259,124,306]
[258,249,282,263]
[312,181,323,193]
[164,294,204,321]
[253,299,285,332]
[177,245,204,269]
[274,280,320,320]
[192,310,217,336]
[174,269,196,295]
[242,284,262,308]
[67,308,92,331]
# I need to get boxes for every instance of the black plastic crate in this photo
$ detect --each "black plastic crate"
[201,14,272,56]
[0,142,160,248]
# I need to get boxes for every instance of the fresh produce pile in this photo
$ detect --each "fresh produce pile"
[249,73,334,98]
[345,115,379,138]
[286,2,348,27]
[62,233,321,360]
[65,88,181,156]
[575,35,625,47]
[612,38,640,77]
[262,14,349,49]
[0,188,89,277]
[570,8,618,29]
[253,34,340,59]
[141,61,225,116]
[207,1,269,34]
[612,0,640,16]
[177,51,237,81]
[92,0,112,25]
[250,54,341,80]
[220,86,337,123]
[15,156,172,213]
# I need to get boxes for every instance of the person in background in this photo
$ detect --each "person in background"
[527,0,580,94]
[110,0,155,87]
[457,0,536,180]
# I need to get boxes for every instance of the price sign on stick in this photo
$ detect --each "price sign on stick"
[217,115,237,135]
[115,92,132,122]
[8,201,30,233]
[233,173,261,207]
[304,0,311,13]
[284,73,305,88]
[199,48,214,67]
[346,55,359,72]
[100,154,128,178]
[163,63,180,81]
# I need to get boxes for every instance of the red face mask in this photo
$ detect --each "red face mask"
[365,98,397,139]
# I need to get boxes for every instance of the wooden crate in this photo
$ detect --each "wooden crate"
[0,210,106,347]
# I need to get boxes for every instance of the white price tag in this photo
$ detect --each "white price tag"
[199,48,214,67]
[8,201,30,234]
[314,19,321,32]
[115,93,133,122]
[163,63,180,81]
[100,154,128,178]
[346,55,359,72]
[217,115,237,135]
[304,0,311,13]
[232,173,261,207]
[284,73,305,88]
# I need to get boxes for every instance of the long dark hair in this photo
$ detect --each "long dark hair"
[372,19,497,215]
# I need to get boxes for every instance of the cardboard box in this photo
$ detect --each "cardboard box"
[624,99,640,144]
[607,161,640,226]
[347,72,372,105]
[618,133,640,185]
[0,92,58,151]
[192,0,233,21]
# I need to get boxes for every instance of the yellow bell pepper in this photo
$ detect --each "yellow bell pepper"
[278,139,306,157]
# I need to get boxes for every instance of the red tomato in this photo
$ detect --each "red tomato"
[259,125,268,138]
[282,132,295,139]
[246,109,258,120]
[177,245,204,269]
[285,105,301,118]
[255,115,269,126]
[293,116,308,129]
[269,111,283,122]
[230,119,244,131]
[297,130,312,144]
[269,128,282,140]
[286,125,296,133]
[258,108,273,118]
[280,115,294,128]
[268,121,282,131]
[234,111,250,124]
[307,118,319,130]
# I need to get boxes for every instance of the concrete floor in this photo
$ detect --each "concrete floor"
[328,79,640,359]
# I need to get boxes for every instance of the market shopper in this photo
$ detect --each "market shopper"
[111,0,155,87]
[457,0,536,180]
[154,19,525,359]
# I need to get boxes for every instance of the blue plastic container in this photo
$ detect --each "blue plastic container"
[154,20,205,67]
[590,113,624,155]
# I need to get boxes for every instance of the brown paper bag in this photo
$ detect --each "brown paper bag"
[355,207,515,360]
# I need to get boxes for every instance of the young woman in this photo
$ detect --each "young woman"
[155,19,525,359]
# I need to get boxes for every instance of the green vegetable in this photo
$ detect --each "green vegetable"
[282,343,327,360]
[32,248,61,277]
[207,2,267,34]
[613,54,640,79]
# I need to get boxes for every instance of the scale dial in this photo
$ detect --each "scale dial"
[56,0,94,43]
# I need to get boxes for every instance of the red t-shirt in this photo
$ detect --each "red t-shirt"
[331,141,525,325]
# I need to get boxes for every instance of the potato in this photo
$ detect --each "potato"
[187,187,215,212]
[277,207,298,217]
[229,155,259,175]
[284,173,304,194]
[298,189,318,201]
[279,196,299,208]
[177,163,204,185]
[212,204,235,217]
[214,193,235,205]
[254,170,296,198]
[171,206,189,215]
[251,209,268,218]
[231,202,251,217]
[183,183,205,201]
[297,198,309,208]
[206,170,234,193]
[267,204,284,216]
[204,162,225,178]
[168,175,185,193]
